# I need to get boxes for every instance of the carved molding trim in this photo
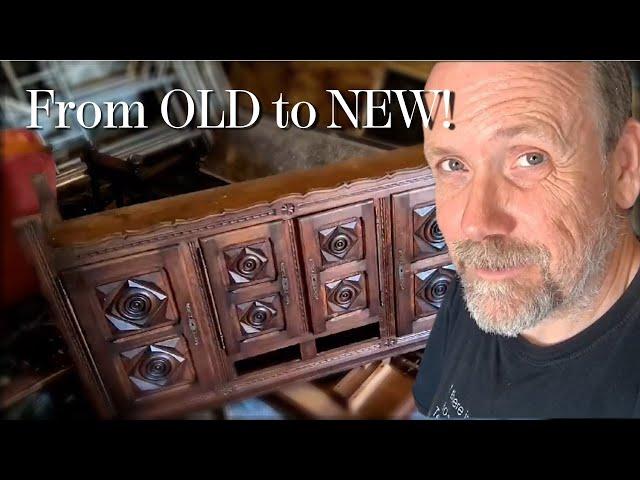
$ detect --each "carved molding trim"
[62,169,433,258]
[226,332,430,391]
[230,341,384,390]
[396,330,432,344]
[189,242,227,353]
[71,210,276,259]
[286,220,308,333]
[296,174,432,209]
[188,242,233,382]
[375,198,392,338]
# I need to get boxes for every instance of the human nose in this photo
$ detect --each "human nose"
[460,173,516,241]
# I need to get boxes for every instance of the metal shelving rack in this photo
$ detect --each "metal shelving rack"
[1,60,230,188]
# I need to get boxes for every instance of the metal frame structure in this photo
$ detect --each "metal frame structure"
[1,61,230,188]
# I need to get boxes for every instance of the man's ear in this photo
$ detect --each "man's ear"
[610,118,640,210]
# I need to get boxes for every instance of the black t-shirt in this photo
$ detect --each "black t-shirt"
[412,268,640,418]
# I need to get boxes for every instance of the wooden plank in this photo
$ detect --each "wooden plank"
[347,360,415,419]
[273,381,350,419]
[331,361,381,401]
[299,341,317,360]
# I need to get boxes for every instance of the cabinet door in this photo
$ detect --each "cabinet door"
[199,220,306,360]
[60,244,221,412]
[298,201,381,336]
[392,187,455,336]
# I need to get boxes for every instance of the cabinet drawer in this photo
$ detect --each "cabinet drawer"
[60,245,221,410]
[199,221,307,359]
[298,201,381,335]
[392,187,454,336]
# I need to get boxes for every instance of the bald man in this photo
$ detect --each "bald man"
[412,62,640,418]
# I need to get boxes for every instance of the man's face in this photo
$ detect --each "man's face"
[424,62,619,336]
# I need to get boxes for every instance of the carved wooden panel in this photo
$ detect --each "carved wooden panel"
[414,265,457,317]
[60,245,223,409]
[236,294,284,337]
[413,204,447,258]
[199,221,307,360]
[325,273,368,315]
[21,145,444,418]
[223,240,275,288]
[392,187,453,336]
[96,274,177,336]
[120,336,196,394]
[318,219,363,266]
[299,201,380,335]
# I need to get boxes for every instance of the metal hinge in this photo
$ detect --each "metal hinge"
[398,249,407,291]
[185,301,199,347]
[309,259,319,300]
[280,261,290,305]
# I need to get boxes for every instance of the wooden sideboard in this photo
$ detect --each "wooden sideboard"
[16,145,454,419]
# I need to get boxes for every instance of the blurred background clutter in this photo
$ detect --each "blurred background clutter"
[0,60,437,419]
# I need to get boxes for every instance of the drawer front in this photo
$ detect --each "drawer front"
[199,220,307,359]
[392,187,454,336]
[298,201,381,335]
[60,245,221,411]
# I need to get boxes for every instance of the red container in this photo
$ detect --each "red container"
[1,129,57,310]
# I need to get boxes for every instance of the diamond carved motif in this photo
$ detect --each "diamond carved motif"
[236,294,284,338]
[224,243,271,286]
[120,337,195,393]
[100,278,169,332]
[415,265,456,316]
[318,220,361,265]
[413,205,447,255]
[325,273,367,315]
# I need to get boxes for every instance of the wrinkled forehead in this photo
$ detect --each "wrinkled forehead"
[424,62,597,144]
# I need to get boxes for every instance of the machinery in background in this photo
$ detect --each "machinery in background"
[1,61,232,218]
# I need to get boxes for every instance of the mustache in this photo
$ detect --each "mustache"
[451,237,551,271]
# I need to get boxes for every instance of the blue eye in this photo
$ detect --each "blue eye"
[441,158,466,172]
[516,152,547,167]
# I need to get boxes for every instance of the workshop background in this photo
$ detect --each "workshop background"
[1,61,639,419]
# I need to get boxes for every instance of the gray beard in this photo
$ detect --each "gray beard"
[454,203,620,338]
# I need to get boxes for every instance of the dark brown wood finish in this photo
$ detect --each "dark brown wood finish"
[17,145,455,419]
[298,201,380,335]
[199,220,308,360]
[392,187,455,336]
[60,244,224,412]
